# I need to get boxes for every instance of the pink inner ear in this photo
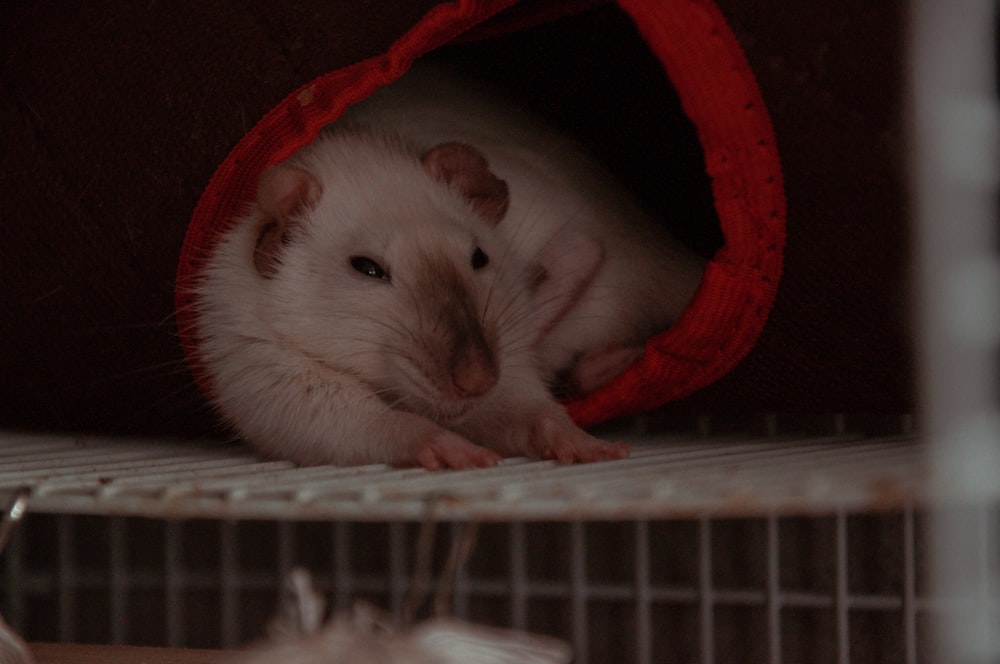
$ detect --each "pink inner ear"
[256,163,321,221]
[422,142,510,224]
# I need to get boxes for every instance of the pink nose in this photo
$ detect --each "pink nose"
[451,350,499,398]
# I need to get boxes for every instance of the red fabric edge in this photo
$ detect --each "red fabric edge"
[175,0,786,427]
[566,0,786,425]
[452,0,612,43]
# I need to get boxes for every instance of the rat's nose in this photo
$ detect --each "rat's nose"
[450,345,499,398]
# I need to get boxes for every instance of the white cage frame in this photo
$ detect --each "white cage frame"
[914,0,1000,661]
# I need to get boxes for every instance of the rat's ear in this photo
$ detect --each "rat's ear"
[252,163,321,278]
[257,162,321,222]
[422,142,509,225]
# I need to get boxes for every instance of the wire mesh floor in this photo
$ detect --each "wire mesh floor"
[2,496,941,662]
[0,423,977,663]
[1,430,924,522]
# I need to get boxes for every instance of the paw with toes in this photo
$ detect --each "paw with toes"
[410,430,502,471]
[529,415,630,464]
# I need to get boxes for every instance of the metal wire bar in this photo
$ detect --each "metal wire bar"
[698,517,714,664]
[634,520,652,664]
[109,517,127,645]
[2,528,24,634]
[835,510,849,664]
[56,515,75,643]
[766,513,781,664]
[332,522,352,611]
[164,521,183,647]
[220,521,239,648]
[904,506,918,664]
[509,521,528,630]
[571,521,588,664]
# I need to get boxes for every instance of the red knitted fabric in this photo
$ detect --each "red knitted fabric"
[175,0,785,427]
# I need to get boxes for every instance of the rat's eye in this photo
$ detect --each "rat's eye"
[471,247,490,270]
[350,256,390,282]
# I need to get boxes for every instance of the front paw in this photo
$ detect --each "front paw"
[408,430,502,471]
[528,414,630,464]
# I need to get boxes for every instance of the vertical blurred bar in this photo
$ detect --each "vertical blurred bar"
[220,521,239,648]
[698,517,713,664]
[766,514,781,664]
[509,522,528,630]
[108,517,127,644]
[570,521,588,664]
[165,521,184,647]
[451,523,470,620]
[2,526,24,633]
[389,522,407,619]
[911,0,1000,661]
[333,522,352,610]
[975,504,999,653]
[277,521,296,585]
[634,520,652,664]
[832,414,846,436]
[56,515,75,642]
[834,510,849,664]
[903,507,918,664]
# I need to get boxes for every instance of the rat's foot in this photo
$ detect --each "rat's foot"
[571,343,644,394]
[527,414,630,464]
[409,430,502,471]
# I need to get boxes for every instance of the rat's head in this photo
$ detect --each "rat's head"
[247,133,553,423]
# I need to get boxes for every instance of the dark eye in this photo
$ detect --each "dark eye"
[350,256,390,282]
[471,247,489,270]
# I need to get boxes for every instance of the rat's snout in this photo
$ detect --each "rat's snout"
[450,340,498,398]
[415,251,500,401]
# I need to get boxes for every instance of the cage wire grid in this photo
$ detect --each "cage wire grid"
[0,514,932,664]
[0,415,937,664]
[0,479,936,663]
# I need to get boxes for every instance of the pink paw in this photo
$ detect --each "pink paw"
[529,415,630,465]
[411,431,502,471]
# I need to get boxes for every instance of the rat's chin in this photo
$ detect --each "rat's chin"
[428,397,477,425]
[387,368,482,425]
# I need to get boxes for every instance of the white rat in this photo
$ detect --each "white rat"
[195,127,627,469]
[339,64,707,394]
[195,64,704,469]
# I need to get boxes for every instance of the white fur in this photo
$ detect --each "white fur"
[196,133,605,466]
[195,65,699,467]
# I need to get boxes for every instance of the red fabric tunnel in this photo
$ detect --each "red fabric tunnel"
[174,0,785,429]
